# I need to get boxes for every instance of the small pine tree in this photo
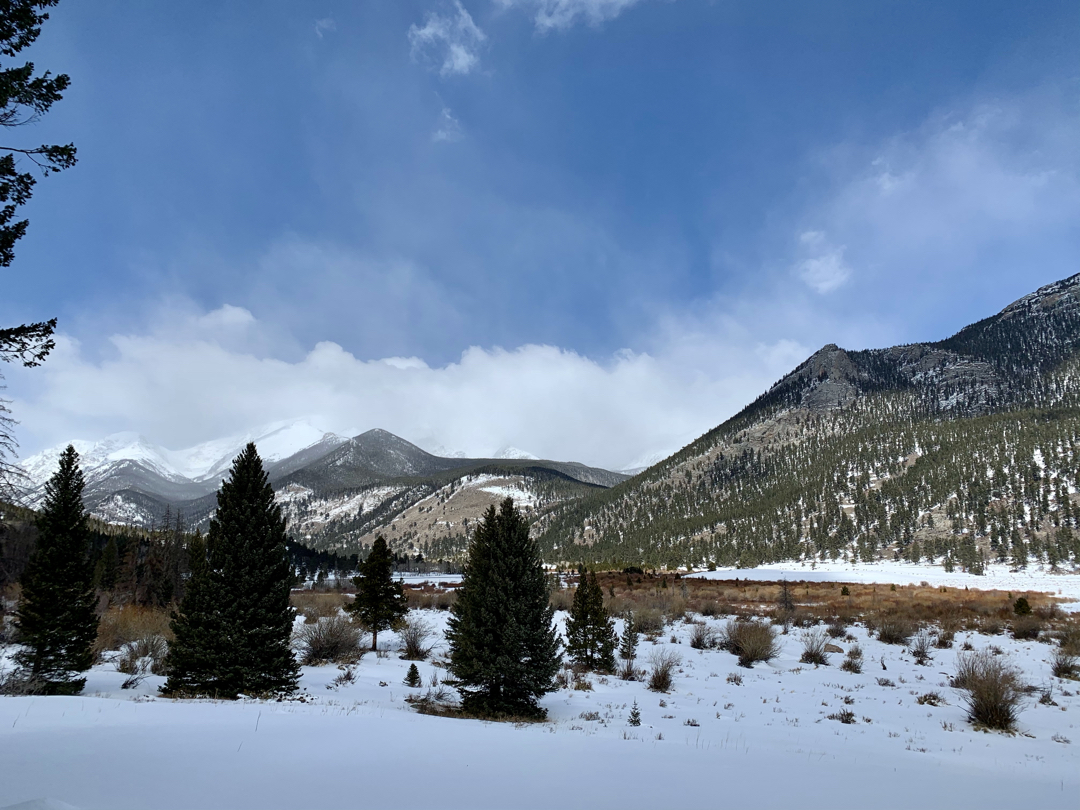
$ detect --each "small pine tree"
[777,580,795,614]
[14,446,97,694]
[164,444,299,698]
[566,567,617,672]
[1013,596,1031,616]
[628,699,641,726]
[346,536,407,651]
[447,498,562,717]
[404,662,421,687]
[618,612,638,680]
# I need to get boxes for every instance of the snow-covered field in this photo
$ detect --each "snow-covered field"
[2,607,1078,810]
[692,561,1080,607]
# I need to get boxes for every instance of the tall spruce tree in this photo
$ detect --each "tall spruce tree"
[163,444,298,698]
[447,498,561,717]
[14,445,97,694]
[346,535,406,651]
[565,565,616,672]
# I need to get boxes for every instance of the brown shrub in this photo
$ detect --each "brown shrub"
[876,615,915,645]
[405,590,456,611]
[1058,623,1080,657]
[723,620,779,668]
[634,608,665,637]
[799,629,829,666]
[399,615,438,661]
[1010,616,1042,641]
[647,648,681,692]
[910,631,933,665]
[688,622,719,650]
[290,591,349,623]
[95,606,173,655]
[1051,649,1078,680]
[293,616,365,665]
[952,650,1024,731]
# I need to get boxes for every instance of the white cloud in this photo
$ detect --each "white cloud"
[8,302,806,472]
[432,107,464,142]
[314,18,336,39]
[794,231,851,294]
[408,1,487,77]
[496,0,649,31]
[798,95,1080,299]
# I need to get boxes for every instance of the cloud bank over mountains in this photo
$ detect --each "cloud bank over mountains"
[10,90,1079,472]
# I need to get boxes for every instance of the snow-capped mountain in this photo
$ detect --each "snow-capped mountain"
[21,420,346,489]
[493,446,540,460]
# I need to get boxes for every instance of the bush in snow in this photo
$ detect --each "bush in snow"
[293,616,365,665]
[799,629,829,666]
[1010,616,1041,641]
[647,648,681,692]
[688,621,719,650]
[840,644,863,674]
[1051,648,1078,680]
[876,615,914,646]
[952,650,1024,731]
[722,620,779,668]
[399,615,437,661]
[909,631,933,666]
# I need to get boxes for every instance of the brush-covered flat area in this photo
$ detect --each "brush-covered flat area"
[2,580,1079,810]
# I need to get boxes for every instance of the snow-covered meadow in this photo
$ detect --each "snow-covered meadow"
[2,600,1078,810]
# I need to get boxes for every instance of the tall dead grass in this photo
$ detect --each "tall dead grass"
[95,605,173,656]
[290,592,349,624]
[585,572,1067,632]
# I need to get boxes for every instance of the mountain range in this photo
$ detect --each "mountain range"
[534,273,1080,571]
[19,422,628,557]
[16,274,1080,572]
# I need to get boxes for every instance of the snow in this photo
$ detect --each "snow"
[1,607,1077,810]
[19,420,344,488]
[493,446,540,460]
[690,561,1080,608]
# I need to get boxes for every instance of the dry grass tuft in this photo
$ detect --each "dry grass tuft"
[799,629,829,666]
[723,620,779,668]
[952,650,1024,731]
[876,615,915,645]
[647,648,682,692]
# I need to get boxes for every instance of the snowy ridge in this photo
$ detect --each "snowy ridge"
[20,420,346,488]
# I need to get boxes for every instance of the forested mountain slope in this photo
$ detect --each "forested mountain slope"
[535,274,1080,571]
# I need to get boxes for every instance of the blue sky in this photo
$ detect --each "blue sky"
[4,0,1080,468]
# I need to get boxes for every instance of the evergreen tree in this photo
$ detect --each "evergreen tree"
[13,445,97,694]
[345,535,406,651]
[92,534,119,593]
[628,699,641,726]
[447,498,562,717]
[404,662,421,687]
[566,566,616,672]
[164,444,298,698]
[618,611,638,680]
